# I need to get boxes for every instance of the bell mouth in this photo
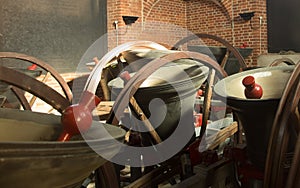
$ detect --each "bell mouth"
[0,108,126,187]
[0,108,125,144]
[214,65,295,169]
[214,65,295,102]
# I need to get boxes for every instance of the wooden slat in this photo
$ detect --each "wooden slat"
[205,121,238,150]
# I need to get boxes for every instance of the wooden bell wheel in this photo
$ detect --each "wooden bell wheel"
[106,49,227,137]
[83,40,227,187]
[269,57,296,67]
[0,52,72,112]
[173,33,245,141]
[264,63,300,188]
[172,33,247,75]
[82,41,169,188]
[110,52,228,188]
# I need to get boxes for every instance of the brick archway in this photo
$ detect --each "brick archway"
[142,0,233,25]
[213,0,233,21]
[220,0,233,17]
[142,0,162,22]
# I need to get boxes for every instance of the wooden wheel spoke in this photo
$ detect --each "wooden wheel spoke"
[28,71,51,107]
[199,69,216,139]
[220,49,230,68]
[0,52,72,113]
[10,86,31,110]
[0,65,70,113]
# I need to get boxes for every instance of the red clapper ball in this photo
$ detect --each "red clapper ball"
[242,75,263,99]
[59,90,101,141]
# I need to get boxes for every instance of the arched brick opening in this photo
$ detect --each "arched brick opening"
[220,0,234,20]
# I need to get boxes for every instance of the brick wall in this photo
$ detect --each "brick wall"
[107,0,268,66]
[107,0,188,50]
[185,0,267,66]
[30,0,268,113]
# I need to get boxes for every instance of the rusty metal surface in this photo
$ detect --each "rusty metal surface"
[0,0,107,73]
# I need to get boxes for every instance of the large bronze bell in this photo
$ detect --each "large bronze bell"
[0,108,125,187]
[214,65,295,169]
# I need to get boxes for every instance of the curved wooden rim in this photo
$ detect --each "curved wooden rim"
[107,50,227,126]
[0,65,70,113]
[0,52,73,102]
[264,64,300,188]
[172,33,247,71]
